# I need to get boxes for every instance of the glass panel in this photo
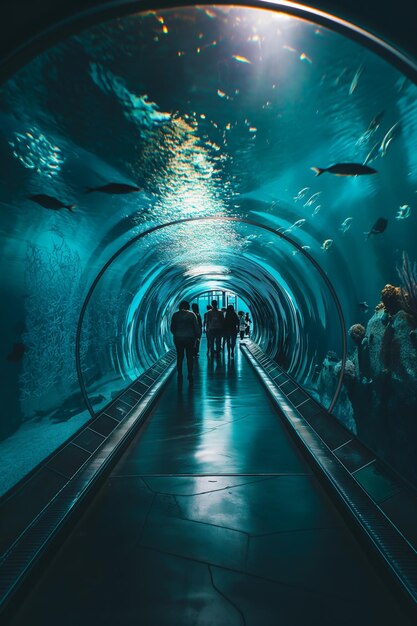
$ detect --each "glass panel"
[0,5,416,494]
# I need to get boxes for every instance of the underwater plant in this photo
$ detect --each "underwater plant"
[397,251,417,321]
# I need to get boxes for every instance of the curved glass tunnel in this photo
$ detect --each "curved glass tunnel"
[80,219,343,415]
[0,4,417,495]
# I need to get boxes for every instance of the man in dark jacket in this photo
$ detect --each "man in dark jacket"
[205,299,224,356]
[170,300,200,382]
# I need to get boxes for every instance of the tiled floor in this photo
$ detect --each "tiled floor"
[8,344,412,625]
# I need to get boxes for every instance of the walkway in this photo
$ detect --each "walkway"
[9,342,411,625]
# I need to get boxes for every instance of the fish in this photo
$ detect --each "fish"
[292,219,306,228]
[292,245,311,256]
[349,64,364,95]
[359,301,370,312]
[339,217,353,233]
[232,55,251,64]
[357,112,385,146]
[321,239,333,251]
[311,163,377,177]
[303,191,321,207]
[396,204,411,220]
[312,204,321,216]
[293,187,310,201]
[284,218,306,234]
[7,343,25,362]
[379,122,401,157]
[85,183,142,194]
[334,67,349,87]
[367,111,384,133]
[363,142,380,166]
[397,76,407,93]
[28,194,75,212]
[365,217,388,238]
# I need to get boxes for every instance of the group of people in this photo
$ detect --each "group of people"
[170,299,252,382]
[203,302,251,357]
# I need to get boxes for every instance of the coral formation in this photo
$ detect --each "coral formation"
[335,359,356,381]
[397,251,417,322]
[349,323,366,345]
[409,329,417,350]
[380,283,403,315]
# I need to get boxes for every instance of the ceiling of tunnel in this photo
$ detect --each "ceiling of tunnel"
[1,1,417,77]
[0,3,416,387]
[1,7,416,291]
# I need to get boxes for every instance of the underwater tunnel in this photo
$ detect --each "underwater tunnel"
[0,2,417,624]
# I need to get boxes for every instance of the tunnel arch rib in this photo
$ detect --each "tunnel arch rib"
[75,216,347,418]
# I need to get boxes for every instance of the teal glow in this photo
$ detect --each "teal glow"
[0,5,416,494]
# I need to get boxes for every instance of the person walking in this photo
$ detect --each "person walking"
[170,300,200,383]
[245,312,252,337]
[221,307,227,351]
[203,304,212,355]
[191,303,203,357]
[238,311,246,340]
[206,300,224,356]
[223,304,239,359]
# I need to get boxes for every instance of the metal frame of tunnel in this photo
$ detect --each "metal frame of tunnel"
[75,216,347,417]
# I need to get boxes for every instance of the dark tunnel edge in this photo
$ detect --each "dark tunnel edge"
[0,1,417,85]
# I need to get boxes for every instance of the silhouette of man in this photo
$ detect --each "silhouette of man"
[205,300,224,356]
[170,300,200,382]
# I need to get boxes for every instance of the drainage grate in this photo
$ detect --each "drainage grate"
[89,414,119,438]
[73,429,105,454]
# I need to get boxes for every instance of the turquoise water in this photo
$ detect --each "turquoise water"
[0,5,416,494]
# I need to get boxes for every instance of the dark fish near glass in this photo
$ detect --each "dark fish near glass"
[28,194,75,212]
[365,217,388,238]
[311,163,377,177]
[85,183,142,194]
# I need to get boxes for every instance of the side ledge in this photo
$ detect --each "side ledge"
[0,351,175,616]
[241,341,417,614]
